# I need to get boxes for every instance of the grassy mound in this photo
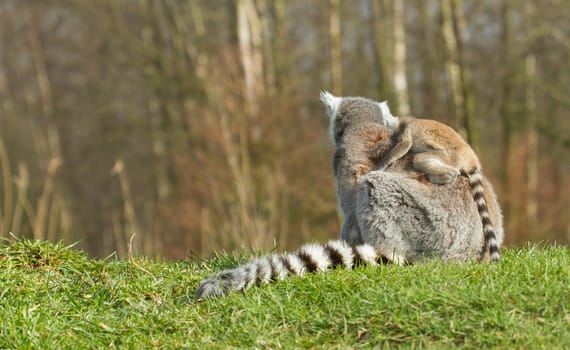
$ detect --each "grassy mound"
[1,238,568,348]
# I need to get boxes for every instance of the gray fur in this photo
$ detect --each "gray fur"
[356,170,503,264]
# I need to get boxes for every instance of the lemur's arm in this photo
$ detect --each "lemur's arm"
[376,125,413,171]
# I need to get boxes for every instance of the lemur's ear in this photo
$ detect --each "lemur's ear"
[319,91,342,119]
[377,101,392,117]
[377,100,399,127]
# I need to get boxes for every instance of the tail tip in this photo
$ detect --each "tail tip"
[195,273,232,299]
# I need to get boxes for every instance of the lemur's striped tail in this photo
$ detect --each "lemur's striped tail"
[196,240,386,299]
[466,169,500,262]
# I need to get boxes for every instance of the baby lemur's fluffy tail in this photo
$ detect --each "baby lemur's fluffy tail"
[465,169,500,262]
[196,240,386,299]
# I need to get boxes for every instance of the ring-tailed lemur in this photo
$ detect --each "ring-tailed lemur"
[195,92,503,299]
[321,92,499,262]
[319,91,397,245]
[375,116,500,262]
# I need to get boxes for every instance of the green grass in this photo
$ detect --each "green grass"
[0,239,568,349]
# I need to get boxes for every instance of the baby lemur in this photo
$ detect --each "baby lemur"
[321,92,500,262]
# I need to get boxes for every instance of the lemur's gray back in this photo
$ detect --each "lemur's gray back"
[357,170,504,264]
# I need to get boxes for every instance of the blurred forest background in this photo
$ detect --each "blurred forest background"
[0,0,568,259]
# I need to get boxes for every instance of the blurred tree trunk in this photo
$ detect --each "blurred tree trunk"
[148,0,173,202]
[450,0,477,149]
[26,3,63,240]
[524,3,538,237]
[417,0,444,118]
[499,0,514,238]
[328,0,342,94]
[441,0,460,127]
[441,0,468,139]
[273,0,288,94]
[0,45,14,236]
[369,0,392,101]
[257,0,276,98]
[237,0,263,247]
[142,0,174,256]
[0,136,12,236]
[238,0,265,131]
[392,0,410,115]
[0,29,15,122]
[525,54,538,236]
